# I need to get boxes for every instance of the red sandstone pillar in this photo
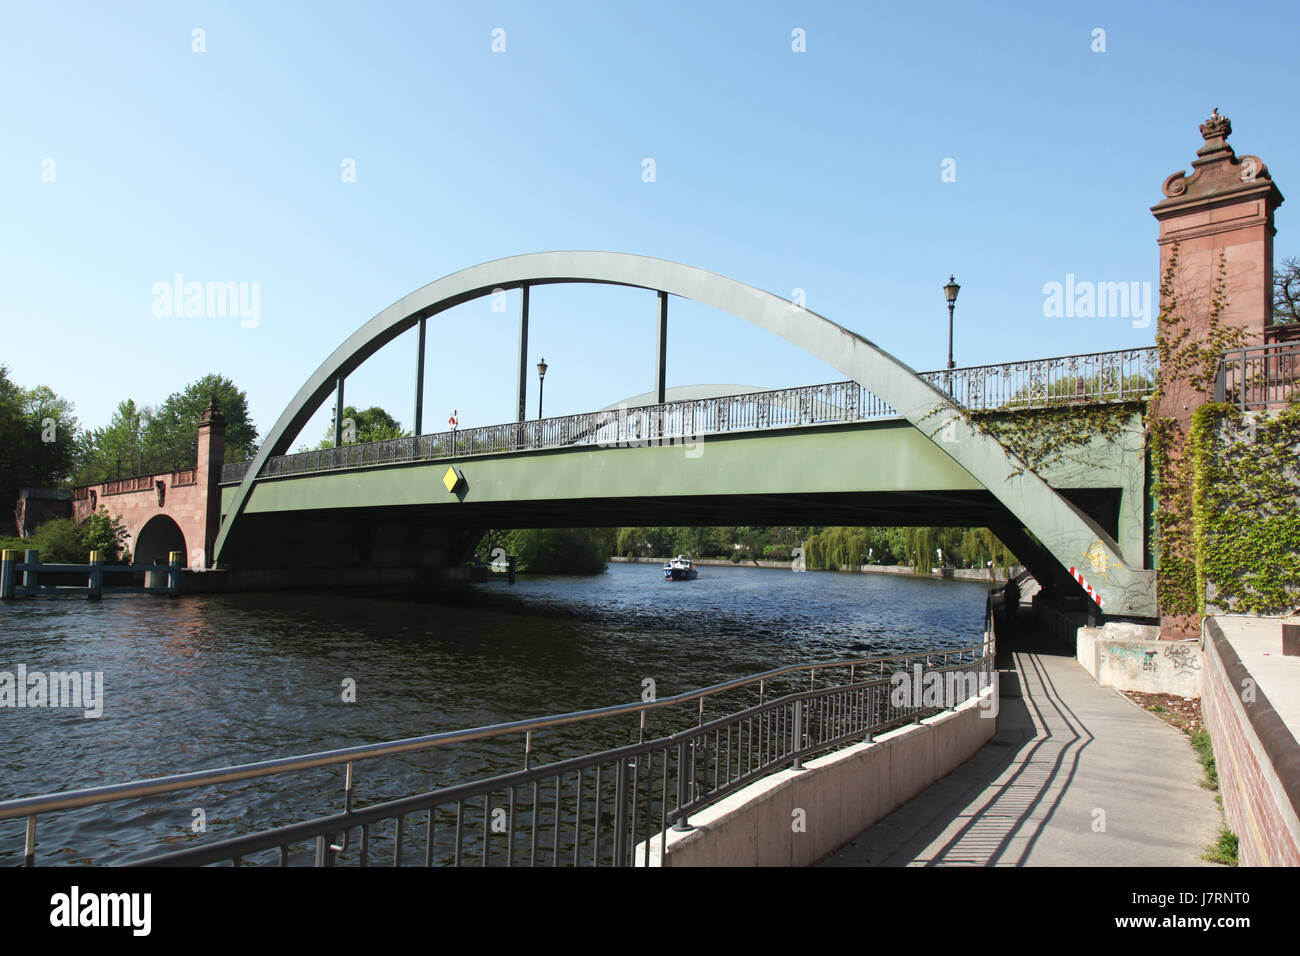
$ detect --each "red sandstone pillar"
[196,397,226,569]
[1151,109,1284,424]
[1149,110,1283,638]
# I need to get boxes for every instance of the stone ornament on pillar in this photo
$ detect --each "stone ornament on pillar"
[1159,109,1276,201]
[1151,108,1284,365]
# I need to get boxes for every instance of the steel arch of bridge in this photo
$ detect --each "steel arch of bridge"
[214,251,1156,617]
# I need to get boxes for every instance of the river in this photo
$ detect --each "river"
[0,562,991,864]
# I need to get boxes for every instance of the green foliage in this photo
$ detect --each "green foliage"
[318,405,408,447]
[495,528,607,574]
[1005,372,1153,409]
[0,510,129,564]
[73,374,258,483]
[1190,727,1219,790]
[81,509,131,563]
[972,403,1143,475]
[147,374,259,467]
[1192,400,1300,615]
[803,525,1013,573]
[0,366,79,506]
[1204,829,1239,867]
[1147,245,1247,616]
[612,526,811,561]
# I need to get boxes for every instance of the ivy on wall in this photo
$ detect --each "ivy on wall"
[1145,243,1246,616]
[1192,399,1300,615]
[970,402,1143,475]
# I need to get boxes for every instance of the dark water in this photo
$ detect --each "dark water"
[0,563,990,864]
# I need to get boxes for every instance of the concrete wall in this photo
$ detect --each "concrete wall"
[640,683,997,866]
[1076,623,1203,695]
[1202,618,1300,866]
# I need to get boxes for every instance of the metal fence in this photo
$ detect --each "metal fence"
[220,348,1159,485]
[918,347,1157,410]
[0,641,994,867]
[1214,341,1300,410]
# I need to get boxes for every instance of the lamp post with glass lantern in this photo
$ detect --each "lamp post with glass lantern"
[943,276,960,395]
[537,357,548,420]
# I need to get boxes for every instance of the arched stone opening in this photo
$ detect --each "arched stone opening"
[134,515,187,567]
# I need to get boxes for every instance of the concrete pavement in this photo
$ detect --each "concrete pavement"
[819,613,1223,866]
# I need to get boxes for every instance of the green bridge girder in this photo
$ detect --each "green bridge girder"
[214,251,1157,617]
[220,414,1147,596]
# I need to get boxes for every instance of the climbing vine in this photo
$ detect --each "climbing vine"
[1192,399,1300,615]
[1145,243,1246,616]
[970,402,1143,475]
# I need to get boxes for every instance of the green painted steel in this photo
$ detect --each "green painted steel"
[214,252,1156,616]
[227,422,983,515]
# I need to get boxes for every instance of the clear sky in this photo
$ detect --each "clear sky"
[3,0,1297,449]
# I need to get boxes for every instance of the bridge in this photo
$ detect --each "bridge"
[43,114,1298,626]
[191,250,1157,617]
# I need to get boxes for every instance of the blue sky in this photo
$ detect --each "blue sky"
[3,0,1297,449]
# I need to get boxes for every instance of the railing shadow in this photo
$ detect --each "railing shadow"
[819,609,1094,867]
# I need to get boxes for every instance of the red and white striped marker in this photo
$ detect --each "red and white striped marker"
[1069,567,1103,608]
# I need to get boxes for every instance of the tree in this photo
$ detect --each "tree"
[73,399,150,484]
[499,528,606,574]
[318,405,408,447]
[146,373,259,467]
[0,366,80,507]
[72,374,259,482]
[1275,255,1300,325]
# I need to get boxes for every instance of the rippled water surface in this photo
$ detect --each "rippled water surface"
[0,563,990,864]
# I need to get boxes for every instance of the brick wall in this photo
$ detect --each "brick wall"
[1202,619,1300,866]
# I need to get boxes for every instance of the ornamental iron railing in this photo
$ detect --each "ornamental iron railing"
[0,640,994,866]
[220,348,1158,485]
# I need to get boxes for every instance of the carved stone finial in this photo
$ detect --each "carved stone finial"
[1157,108,1280,202]
[199,395,225,426]
[1199,107,1231,144]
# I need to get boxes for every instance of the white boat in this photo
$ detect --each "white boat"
[663,555,698,581]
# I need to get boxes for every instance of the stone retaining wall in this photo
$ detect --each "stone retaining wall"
[639,682,997,866]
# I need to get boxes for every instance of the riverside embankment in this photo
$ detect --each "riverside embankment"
[609,555,1019,584]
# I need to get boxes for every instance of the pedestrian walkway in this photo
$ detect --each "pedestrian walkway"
[820,613,1222,866]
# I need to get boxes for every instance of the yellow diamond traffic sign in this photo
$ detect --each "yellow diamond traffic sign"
[442,465,464,493]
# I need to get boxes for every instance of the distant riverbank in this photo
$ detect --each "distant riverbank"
[609,555,1019,584]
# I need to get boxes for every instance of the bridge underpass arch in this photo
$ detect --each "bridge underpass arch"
[215,252,1156,617]
[134,515,187,567]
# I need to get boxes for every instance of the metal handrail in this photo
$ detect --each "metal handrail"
[1,641,992,865]
[1213,340,1300,410]
[0,643,983,822]
[219,347,1159,485]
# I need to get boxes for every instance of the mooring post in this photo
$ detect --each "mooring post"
[88,551,103,600]
[168,551,182,597]
[23,549,39,592]
[0,549,18,599]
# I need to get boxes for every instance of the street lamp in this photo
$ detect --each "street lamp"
[943,275,960,394]
[537,357,548,420]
